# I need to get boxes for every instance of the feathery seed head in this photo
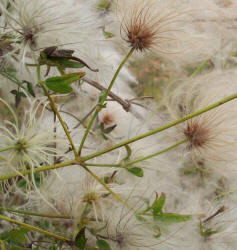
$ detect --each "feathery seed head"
[0,97,61,172]
[117,0,186,53]
[165,70,237,169]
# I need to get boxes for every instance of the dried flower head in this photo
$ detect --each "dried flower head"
[37,167,115,222]
[0,0,100,66]
[183,118,213,150]
[0,97,60,174]
[117,0,186,53]
[165,70,237,170]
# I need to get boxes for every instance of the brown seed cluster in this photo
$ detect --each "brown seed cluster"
[101,113,114,126]
[184,120,210,148]
[119,0,183,53]
[123,14,156,52]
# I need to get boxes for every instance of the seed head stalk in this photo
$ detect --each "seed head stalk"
[0,206,72,219]
[85,139,188,168]
[78,47,135,155]
[0,160,76,181]
[0,214,71,243]
[37,65,79,159]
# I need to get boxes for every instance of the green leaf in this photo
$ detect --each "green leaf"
[96,239,111,250]
[153,213,192,223]
[200,228,217,237]
[49,57,85,68]
[126,167,143,177]
[0,228,29,244]
[75,227,87,249]
[136,215,147,223]
[9,228,29,244]
[200,222,218,238]
[102,125,117,134]
[153,225,161,238]
[45,72,85,93]
[49,245,58,250]
[23,81,35,97]
[6,67,16,73]
[103,31,114,39]
[152,193,166,216]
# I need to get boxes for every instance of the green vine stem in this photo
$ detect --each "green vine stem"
[73,203,89,240]
[0,160,76,181]
[126,139,188,166]
[40,82,78,158]
[82,92,237,162]
[37,65,79,158]
[85,139,188,167]
[78,47,135,155]
[0,206,71,219]
[0,214,71,243]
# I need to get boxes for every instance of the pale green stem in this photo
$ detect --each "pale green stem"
[82,92,237,162]
[78,47,135,155]
[0,214,71,243]
[190,59,210,78]
[127,139,188,166]
[73,203,89,240]
[86,163,120,167]
[0,146,16,153]
[85,139,188,168]
[40,82,78,158]
[0,206,71,219]
[0,160,75,181]
[37,65,79,158]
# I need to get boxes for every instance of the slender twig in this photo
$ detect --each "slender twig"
[126,139,188,166]
[203,206,227,223]
[40,82,78,158]
[0,214,71,243]
[85,163,120,167]
[0,160,76,181]
[85,139,188,167]
[73,105,97,129]
[73,203,89,240]
[82,92,237,162]
[0,206,72,219]
[37,65,79,158]
[83,77,131,112]
[78,48,135,155]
